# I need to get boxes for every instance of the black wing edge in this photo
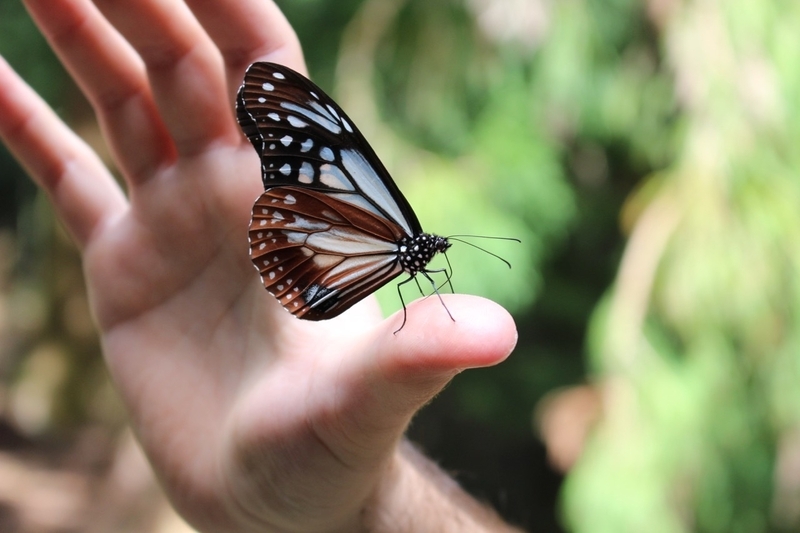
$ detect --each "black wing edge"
[235,86,263,158]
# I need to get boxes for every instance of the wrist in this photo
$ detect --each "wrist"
[361,439,521,532]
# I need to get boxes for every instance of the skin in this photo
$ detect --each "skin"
[0,1,520,531]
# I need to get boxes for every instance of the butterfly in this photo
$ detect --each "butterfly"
[236,61,457,330]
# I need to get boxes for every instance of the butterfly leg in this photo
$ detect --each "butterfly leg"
[394,275,417,334]
[422,267,453,295]
[442,252,455,293]
[421,270,455,323]
[413,276,426,297]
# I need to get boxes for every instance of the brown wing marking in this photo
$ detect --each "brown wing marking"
[248,187,408,320]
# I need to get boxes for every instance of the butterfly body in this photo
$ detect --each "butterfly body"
[396,234,451,275]
[237,62,452,323]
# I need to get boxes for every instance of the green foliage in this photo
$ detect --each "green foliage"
[562,1,800,532]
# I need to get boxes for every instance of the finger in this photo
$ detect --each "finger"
[184,0,305,94]
[319,295,518,463]
[91,0,239,154]
[382,294,518,373]
[24,0,176,183]
[0,56,127,249]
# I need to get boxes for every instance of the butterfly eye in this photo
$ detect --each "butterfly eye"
[237,62,453,331]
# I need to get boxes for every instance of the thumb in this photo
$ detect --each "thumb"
[326,295,518,462]
[379,293,519,378]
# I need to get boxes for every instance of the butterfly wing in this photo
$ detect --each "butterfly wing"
[249,187,406,320]
[237,62,421,319]
[237,62,422,235]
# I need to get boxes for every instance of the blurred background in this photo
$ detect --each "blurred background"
[2,0,800,531]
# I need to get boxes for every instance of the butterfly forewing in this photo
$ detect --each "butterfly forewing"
[238,62,451,323]
[237,63,421,234]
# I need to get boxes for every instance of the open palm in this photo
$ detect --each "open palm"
[0,1,517,531]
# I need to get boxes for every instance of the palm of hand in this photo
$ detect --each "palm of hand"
[87,143,395,528]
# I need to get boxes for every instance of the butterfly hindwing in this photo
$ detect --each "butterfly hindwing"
[248,187,405,320]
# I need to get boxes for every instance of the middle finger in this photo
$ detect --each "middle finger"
[92,0,240,155]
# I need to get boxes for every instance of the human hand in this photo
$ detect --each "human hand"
[0,1,518,531]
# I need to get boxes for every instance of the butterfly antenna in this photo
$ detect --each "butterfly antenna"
[447,234,521,243]
[447,237,516,269]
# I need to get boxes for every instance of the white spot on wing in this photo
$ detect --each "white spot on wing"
[300,138,314,153]
[291,215,329,231]
[258,97,266,103]
[267,112,280,121]
[280,164,291,176]
[342,118,353,133]
[287,116,308,128]
[283,231,306,243]
[273,72,286,80]
[319,164,353,191]
[331,192,383,217]
[281,135,293,147]
[319,147,335,162]
[284,194,296,205]
[326,104,340,120]
[262,82,274,91]
[310,102,336,122]
[298,162,314,184]
[281,102,341,134]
